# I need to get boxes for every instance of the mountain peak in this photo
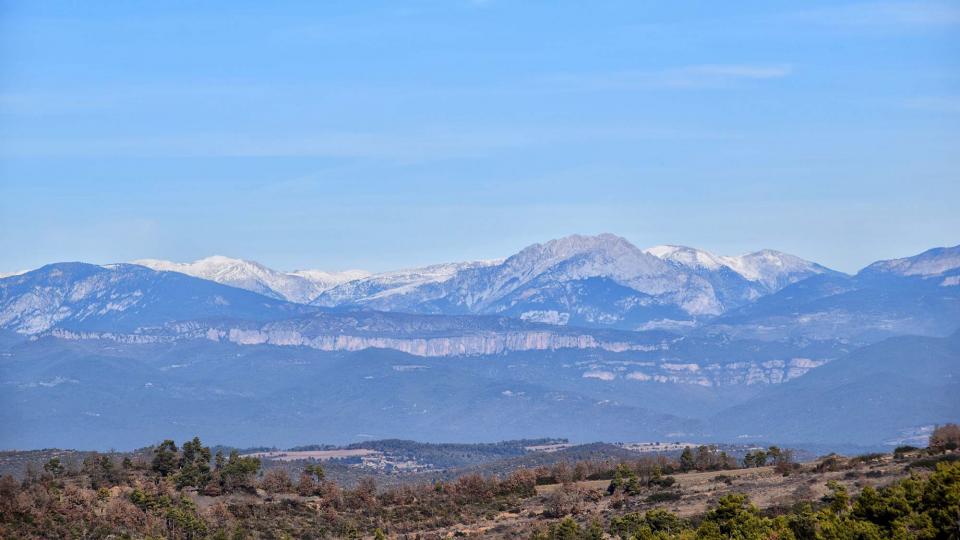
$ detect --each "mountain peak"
[289,268,371,282]
[515,233,644,265]
[643,245,726,270]
[860,244,960,278]
[133,256,358,303]
[644,245,831,291]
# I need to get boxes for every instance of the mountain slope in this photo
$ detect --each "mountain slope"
[713,244,960,341]
[134,256,368,303]
[859,244,960,279]
[0,261,840,362]
[710,331,960,445]
[315,234,834,331]
[314,260,502,308]
[643,245,834,291]
[0,262,314,334]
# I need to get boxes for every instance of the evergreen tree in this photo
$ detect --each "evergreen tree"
[151,440,179,477]
[679,447,695,472]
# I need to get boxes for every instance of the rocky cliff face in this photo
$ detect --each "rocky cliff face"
[48,322,662,357]
[46,325,827,387]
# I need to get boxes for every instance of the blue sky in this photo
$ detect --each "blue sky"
[1,1,958,274]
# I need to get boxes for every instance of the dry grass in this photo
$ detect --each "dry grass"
[435,455,916,537]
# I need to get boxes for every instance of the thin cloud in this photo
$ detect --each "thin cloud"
[680,64,793,80]
[905,96,960,113]
[793,1,960,28]
[0,126,738,160]
[541,63,792,92]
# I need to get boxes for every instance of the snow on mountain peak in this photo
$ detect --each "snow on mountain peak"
[315,259,504,306]
[530,233,637,260]
[118,235,836,323]
[643,245,726,271]
[722,249,815,283]
[861,244,960,278]
[447,234,710,314]
[133,256,366,304]
[0,269,30,279]
[644,245,828,291]
[289,269,371,284]
[508,234,666,280]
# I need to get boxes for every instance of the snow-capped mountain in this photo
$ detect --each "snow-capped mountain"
[315,234,830,329]
[313,259,503,309]
[133,256,367,304]
[288,268,371,289]
[643,245,834,291]
[1,239,956,348]
[7,236,951,340]
[444,233,721,317]
[313,234,832,329]
[0,269,29,279]
[859,244,960,281]
[122,238,834,330]
[714,243,960,341]
[0,262,311,334]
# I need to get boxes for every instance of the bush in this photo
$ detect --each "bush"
[815,454,845,473]
[929,424,960,451]
[907,453,960,470]
[649,475,676,488]
[260,468,293,494]
[713,474,734,485]
[645,491,682,503]
[848,453,886,466]
[610,509,686,538]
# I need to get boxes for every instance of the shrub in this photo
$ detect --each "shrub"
[645,491,682,503]
[907,453,960,470]
[649,475,676,488]
[848,453,885,466]
[929,424,960,451]
[260,468,293,494]
[610,509,685,538]
[544,484,583,518]
[815,454,845,473]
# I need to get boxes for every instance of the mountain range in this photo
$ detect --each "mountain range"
[122,234,839,330]
[134,256,369,304]
[0,234,957,450]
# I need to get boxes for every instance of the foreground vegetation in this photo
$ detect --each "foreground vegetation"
[1,425,958,539]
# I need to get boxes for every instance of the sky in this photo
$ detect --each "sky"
[1,1,958,274]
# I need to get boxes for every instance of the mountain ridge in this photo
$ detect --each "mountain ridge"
[2,237,957,344]
[133,255,369,304]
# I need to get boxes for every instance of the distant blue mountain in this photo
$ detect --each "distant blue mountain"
[711,245,960,341]
[710,330,960,445]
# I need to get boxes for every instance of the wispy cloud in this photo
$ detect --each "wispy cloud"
[905,96,960,113]
[793,1,960,28]
[680,64,793,80]
[540,63,792,92]
[0,126,737,161]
